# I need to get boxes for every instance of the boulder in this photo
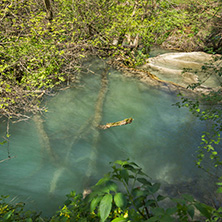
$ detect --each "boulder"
[140,52,221,91]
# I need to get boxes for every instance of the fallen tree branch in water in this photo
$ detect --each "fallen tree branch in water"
[0,156,15,163]
[99,117,134,129]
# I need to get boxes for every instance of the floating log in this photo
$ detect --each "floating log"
[99,117,133,129]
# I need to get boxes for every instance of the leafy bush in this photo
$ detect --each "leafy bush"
[1,160,222,221]
[0,195,42,221]
[1,0,220,120]
[52,160,222,222]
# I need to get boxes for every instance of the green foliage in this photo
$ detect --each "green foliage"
[1,160,222,221]
[0,140,7,145]
[175,55,222,169]
[50,191,98,222]
[81,160,221,221]
[0,0,83,120]
[175,91,222,168]
[174,56,222,208]
[1,0,220,120]
[0,195,42,221]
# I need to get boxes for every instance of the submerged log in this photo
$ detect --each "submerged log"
[99,117,133,129]
[84,65,109,187]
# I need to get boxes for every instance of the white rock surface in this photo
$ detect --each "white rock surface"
[141,52,221,89]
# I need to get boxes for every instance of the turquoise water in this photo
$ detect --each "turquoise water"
[0,63,217,215]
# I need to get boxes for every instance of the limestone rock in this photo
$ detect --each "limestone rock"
[140,52,221,91]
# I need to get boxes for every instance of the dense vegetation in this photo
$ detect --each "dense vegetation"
[1,160,222,221]
[0,0,221,121]
[0,0,222,221]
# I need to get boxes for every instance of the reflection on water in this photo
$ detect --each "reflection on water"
[0,64,218,215]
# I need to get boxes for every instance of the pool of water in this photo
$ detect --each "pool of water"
[0,60,218,216]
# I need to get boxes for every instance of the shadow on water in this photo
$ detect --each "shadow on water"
[0,58,219,215]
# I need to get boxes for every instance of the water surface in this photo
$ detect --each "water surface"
[0,62,217,215]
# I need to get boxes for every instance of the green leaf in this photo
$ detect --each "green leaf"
[90,196,102,212]
[114,193,127,209]
[217,187,222,193]
[137,170,149,177]
[194,203,212,219]
[63,199,72,206]
[3,210,14,220]
[99,193,113,222]
[134,196,145,209]
[128,161,139,167]
[166,207,177,215]
[92,181,117,195]
[113,160,129,166]
[132,188,147,198]
[0,140,7,145]
[120,169,129,184]
[145,199,157,208]
[137,177,152,186]
[106,181,118,193]
[123,164,137,173]
[95,175,111,186]
[147,217,160,222]
[148,183,160,194]
[187,205,195,219]
[157,195,166,202]
[159,215,175,222]
[111,217,128,222]
[182,194,194,202]
[152,207,165,215]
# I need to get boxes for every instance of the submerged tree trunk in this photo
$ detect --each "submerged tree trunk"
[48,64,109,195]
[84,66,109,186]
[34,114,57,163]
[48,115,94,195]
[92,67,109,128]
[33,114,60,189]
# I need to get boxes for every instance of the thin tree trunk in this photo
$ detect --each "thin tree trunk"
[43,0,53,21]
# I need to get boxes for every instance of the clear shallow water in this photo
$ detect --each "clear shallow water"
[0,63,217,216]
